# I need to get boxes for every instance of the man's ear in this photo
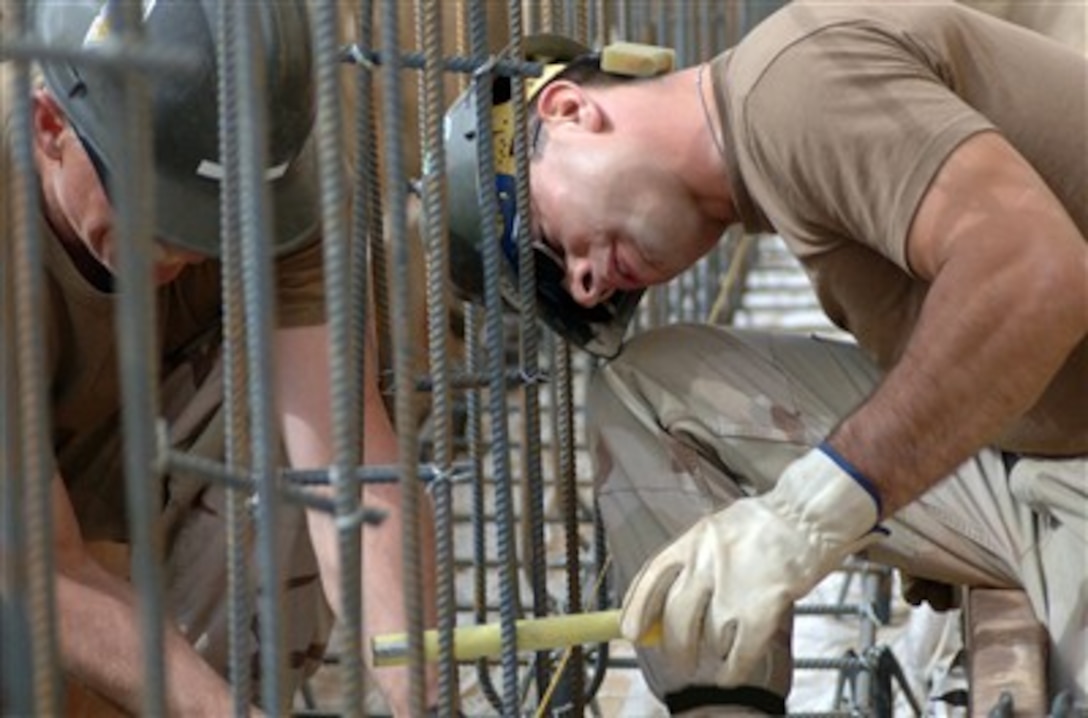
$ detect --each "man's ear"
[535,80,604,132]
[32,89,68,161]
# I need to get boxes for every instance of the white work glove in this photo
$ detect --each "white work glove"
[620,445,884,686]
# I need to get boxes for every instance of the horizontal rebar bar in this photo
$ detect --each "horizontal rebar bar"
[795,656,870,671]
[795,603,871,617]
[0,39,200,73]
[166,447,468,487]
[163,450,386,522]
[339,44,543,79]
[406,368,549,392]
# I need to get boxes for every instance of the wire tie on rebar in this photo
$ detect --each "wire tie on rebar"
[336,505,388,531]
[450,464,473,484]
[427,466,454,487]
[338,42,372,69]
[519,368,548,387]
[859,600,881,625]
[424,465,471,494]
[428,467,472,491]
[473,54,500,82]
[859,643,887,671]
[421,150,441,180]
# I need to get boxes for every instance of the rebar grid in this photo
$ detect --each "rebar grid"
[0,2,915,717]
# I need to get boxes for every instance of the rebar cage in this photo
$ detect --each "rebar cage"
[1,2,912,716]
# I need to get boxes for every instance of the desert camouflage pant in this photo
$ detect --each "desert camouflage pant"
[73,354,332,715]
[588,324,1086,709]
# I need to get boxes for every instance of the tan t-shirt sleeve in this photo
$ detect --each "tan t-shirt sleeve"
[735,21,995,272]
[274,235,326,327]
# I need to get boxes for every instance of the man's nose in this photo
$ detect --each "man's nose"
[567,257,610,308]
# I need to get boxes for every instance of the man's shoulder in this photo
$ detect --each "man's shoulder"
[726,0,959,93]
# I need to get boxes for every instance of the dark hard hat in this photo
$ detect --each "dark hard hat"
[32,0,319,257]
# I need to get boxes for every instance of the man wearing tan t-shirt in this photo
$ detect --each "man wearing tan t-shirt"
[2,1,435,714]
[444,0,1087,713]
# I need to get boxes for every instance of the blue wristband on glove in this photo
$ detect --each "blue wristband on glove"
[818,441,883,518]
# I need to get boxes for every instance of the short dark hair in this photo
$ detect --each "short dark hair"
[552,54,636,89]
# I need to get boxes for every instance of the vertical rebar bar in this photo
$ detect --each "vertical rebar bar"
[312,0,366,714]
[576,0,590,44]
[350,24,378,714]
[455,7,498,712]
[4,2,60,710]
[0,190,32,714]
[105,0,167,712]
[555,339,585,715]
[582,497,612,704]
[231,2,287,710]
[540,0,556,34]
[615,0,630,41]
[363,3,392,385]
[645,0,670,344]
[352,2,377,465]
[214,2,255,712]
[413,0,459,711]
[466,304,505,712]
[466,0,522,710]
[854,570,880,714]
[503,0,555,707]
[379,1,428,713]
[594,0,609,46]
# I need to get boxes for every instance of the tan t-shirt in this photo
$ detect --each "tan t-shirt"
[714,0,1088,455]
[42,222,325,540]
[958,0,1086,55]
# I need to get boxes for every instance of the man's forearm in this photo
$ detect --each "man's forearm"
[362,481,439,714]
[830,245,1087,516]
[275,322,442,713]
[304,481,439,715]
[56,562,243,716]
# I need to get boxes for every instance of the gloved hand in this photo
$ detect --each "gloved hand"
[620,444,884,686]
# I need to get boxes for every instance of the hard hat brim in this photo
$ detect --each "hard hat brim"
[153,132,321,257]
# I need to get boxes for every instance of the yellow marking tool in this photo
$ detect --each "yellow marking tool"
[371,609,661,667]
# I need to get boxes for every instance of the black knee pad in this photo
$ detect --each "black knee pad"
[665,685,787,715]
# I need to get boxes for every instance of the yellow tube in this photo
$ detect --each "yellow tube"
[371,609,661,667]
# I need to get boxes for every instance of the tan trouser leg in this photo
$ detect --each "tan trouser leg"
[67,354,333,714]
[158,359,334,706]
[589,324,1085,706]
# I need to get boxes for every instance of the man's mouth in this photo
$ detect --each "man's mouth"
[610,247,641,290]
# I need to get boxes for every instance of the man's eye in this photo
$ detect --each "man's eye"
[533,244,566,289]
[533,236,565,268]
